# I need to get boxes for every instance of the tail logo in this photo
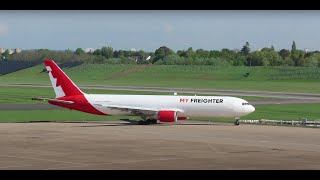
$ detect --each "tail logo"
[46,66,66,98]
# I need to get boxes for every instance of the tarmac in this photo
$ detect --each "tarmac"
[0,121,319,170]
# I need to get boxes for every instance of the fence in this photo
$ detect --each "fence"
[239,119,320,127]
[0,60,41,75]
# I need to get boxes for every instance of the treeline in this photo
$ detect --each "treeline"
[3,41,320,67]
[4,48,150,64]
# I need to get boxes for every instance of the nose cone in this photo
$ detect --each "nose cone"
[248,105,255,113]
[239,105,256,116]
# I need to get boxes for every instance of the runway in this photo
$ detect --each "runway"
[0,121,319,169]
[1,83,320,100]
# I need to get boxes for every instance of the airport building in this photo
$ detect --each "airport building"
[0,48,22,54]
[85,48,95,53]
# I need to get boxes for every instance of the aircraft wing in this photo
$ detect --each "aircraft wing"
[32,97,74,104]
[93,104,183,115]
[93,104,158,112]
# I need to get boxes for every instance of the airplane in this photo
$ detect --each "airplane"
[32,60,255,125]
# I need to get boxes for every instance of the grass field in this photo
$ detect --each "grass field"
[1,64,320,93]
[0,86,273,104]
[0,104,319,123]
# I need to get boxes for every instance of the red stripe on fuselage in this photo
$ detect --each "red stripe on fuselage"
[49,95,107,115]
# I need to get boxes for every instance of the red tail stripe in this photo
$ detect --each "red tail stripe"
[44,60,83,97]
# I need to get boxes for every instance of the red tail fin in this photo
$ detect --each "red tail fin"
[44,60,84,98]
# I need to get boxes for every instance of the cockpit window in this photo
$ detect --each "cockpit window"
[242,102,250,105]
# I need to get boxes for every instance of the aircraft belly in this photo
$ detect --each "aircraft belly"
[92,105,132,116]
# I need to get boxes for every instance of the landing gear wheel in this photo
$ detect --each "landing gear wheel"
[138,119,157,125]
[138,120,147,125]
[234,117,240,126]
[146,119,157,124]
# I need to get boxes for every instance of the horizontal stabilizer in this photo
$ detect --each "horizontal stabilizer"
[32,97,74,104]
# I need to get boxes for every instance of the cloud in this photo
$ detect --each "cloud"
[164,23,173,33]
[0,23,8,35]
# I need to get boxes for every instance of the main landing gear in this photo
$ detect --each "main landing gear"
[138,119,158,125]
[234,117,240,126]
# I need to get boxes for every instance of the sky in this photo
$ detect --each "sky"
[0,10,320,52]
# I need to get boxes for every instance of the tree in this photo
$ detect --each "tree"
[279,49,290,59]
[271,45,275,50]
[75,48,85,55]
[304,51,313,58]
[291,50,305,66]
[265,50,282,66]
[154,46,174,63]
[185,47,194,58]
[304,54,320,67]
[246,50,281,66]
[94,55,107,63]
[209,50,220,58]
[220,48,236,64]
[93,49,102,56]
[136,50,145,57]
[1,49,10,59]
[156,54,184,65]
[233,56,247,66]
[113,50,125,58]
[283,56,295,66]
[291,41,296,51]
[177,50,186,57]
[101,46,113,59]
[195,49,210,58]
[240,42,250,56]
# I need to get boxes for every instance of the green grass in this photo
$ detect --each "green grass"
[0,86,272,104]
[0,64,137,84]
[194,103,320,123]
[0,104,319,123]
[1,64,320,93]
[244,103,320,120]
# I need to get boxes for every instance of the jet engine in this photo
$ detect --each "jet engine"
[158,110,178,122]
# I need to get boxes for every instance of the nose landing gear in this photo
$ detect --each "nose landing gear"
[234,117,240,126]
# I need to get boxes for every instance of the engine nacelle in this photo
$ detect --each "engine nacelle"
[158,110,177,122]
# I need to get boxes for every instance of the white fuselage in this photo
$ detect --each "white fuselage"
[85,94,255,118]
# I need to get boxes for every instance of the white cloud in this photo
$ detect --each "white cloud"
[0,23,8,35]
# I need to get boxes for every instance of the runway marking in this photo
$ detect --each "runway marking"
[0,160,24,164]
[141,131,161,135]
[44,157,182,170]
[0,155,85,165]
[0,164,33,169]
[206,143,220,153]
